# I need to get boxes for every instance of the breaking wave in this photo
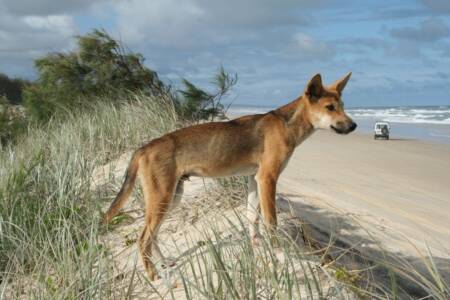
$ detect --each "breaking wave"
[346,106,450,125]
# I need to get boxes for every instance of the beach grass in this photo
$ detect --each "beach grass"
[0,93,448,299]
[0,93,178,298]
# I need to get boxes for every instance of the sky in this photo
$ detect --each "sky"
[1,0,450,107]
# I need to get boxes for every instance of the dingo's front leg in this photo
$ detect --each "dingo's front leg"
[256,165,280,246]
[246,175,260,245]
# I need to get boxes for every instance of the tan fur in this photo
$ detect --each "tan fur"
[103,73,357,280]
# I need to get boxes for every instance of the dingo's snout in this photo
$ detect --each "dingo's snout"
[331,120,357,134]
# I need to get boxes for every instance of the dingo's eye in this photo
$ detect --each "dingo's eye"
[326,104,335,112]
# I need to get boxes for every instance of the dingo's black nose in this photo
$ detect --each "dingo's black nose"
[349,122,357,132]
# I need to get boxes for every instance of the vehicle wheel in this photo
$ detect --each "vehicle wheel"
[386,135,389,140]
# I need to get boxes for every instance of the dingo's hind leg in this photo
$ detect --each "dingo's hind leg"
[138,167,177,281]
[160,180,184,269]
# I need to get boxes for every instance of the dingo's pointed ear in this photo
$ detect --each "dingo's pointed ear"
[305,73,323,101]
[332,72,352,93]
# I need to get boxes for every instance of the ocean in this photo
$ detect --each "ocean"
[227,105,450,145]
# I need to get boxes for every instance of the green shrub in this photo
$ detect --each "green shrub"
[0,73,29,105]
[0,96,27,146]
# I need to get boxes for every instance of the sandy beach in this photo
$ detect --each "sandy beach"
[277,130,450,261]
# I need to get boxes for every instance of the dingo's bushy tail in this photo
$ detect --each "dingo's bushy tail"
[102,150,141,224]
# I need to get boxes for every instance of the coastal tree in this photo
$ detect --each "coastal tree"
[177,66,237,123]
[24,29,168,122]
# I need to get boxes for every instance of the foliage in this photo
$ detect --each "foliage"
[178,66,237,123]
[23,29,168,122]
[0,73,29,105]
[0,96,27,146]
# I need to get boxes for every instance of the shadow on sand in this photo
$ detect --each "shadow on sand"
[388,138,414,141]
[373,137,414,141]
[276,193,450,299]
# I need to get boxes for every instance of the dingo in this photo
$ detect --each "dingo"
[103,73,357,280]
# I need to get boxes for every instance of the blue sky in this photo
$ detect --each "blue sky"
[1,0,450,107]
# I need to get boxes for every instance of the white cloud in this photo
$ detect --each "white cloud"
[421,0,450,14]
[390,18,450,42]
[114,0,206,47]
[113,0,314,49]
[23,15,75,33]
[0,14,76,52]
[287,33,335,60]
[0,2,77,76]
[2,0,103,16]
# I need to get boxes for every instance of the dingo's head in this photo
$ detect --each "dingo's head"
[303,73,357,134]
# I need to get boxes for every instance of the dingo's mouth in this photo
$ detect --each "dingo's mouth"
[331,123,357,134]
[331,125,347,134]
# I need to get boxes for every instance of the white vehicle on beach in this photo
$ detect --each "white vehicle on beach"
[374,122,390,140]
